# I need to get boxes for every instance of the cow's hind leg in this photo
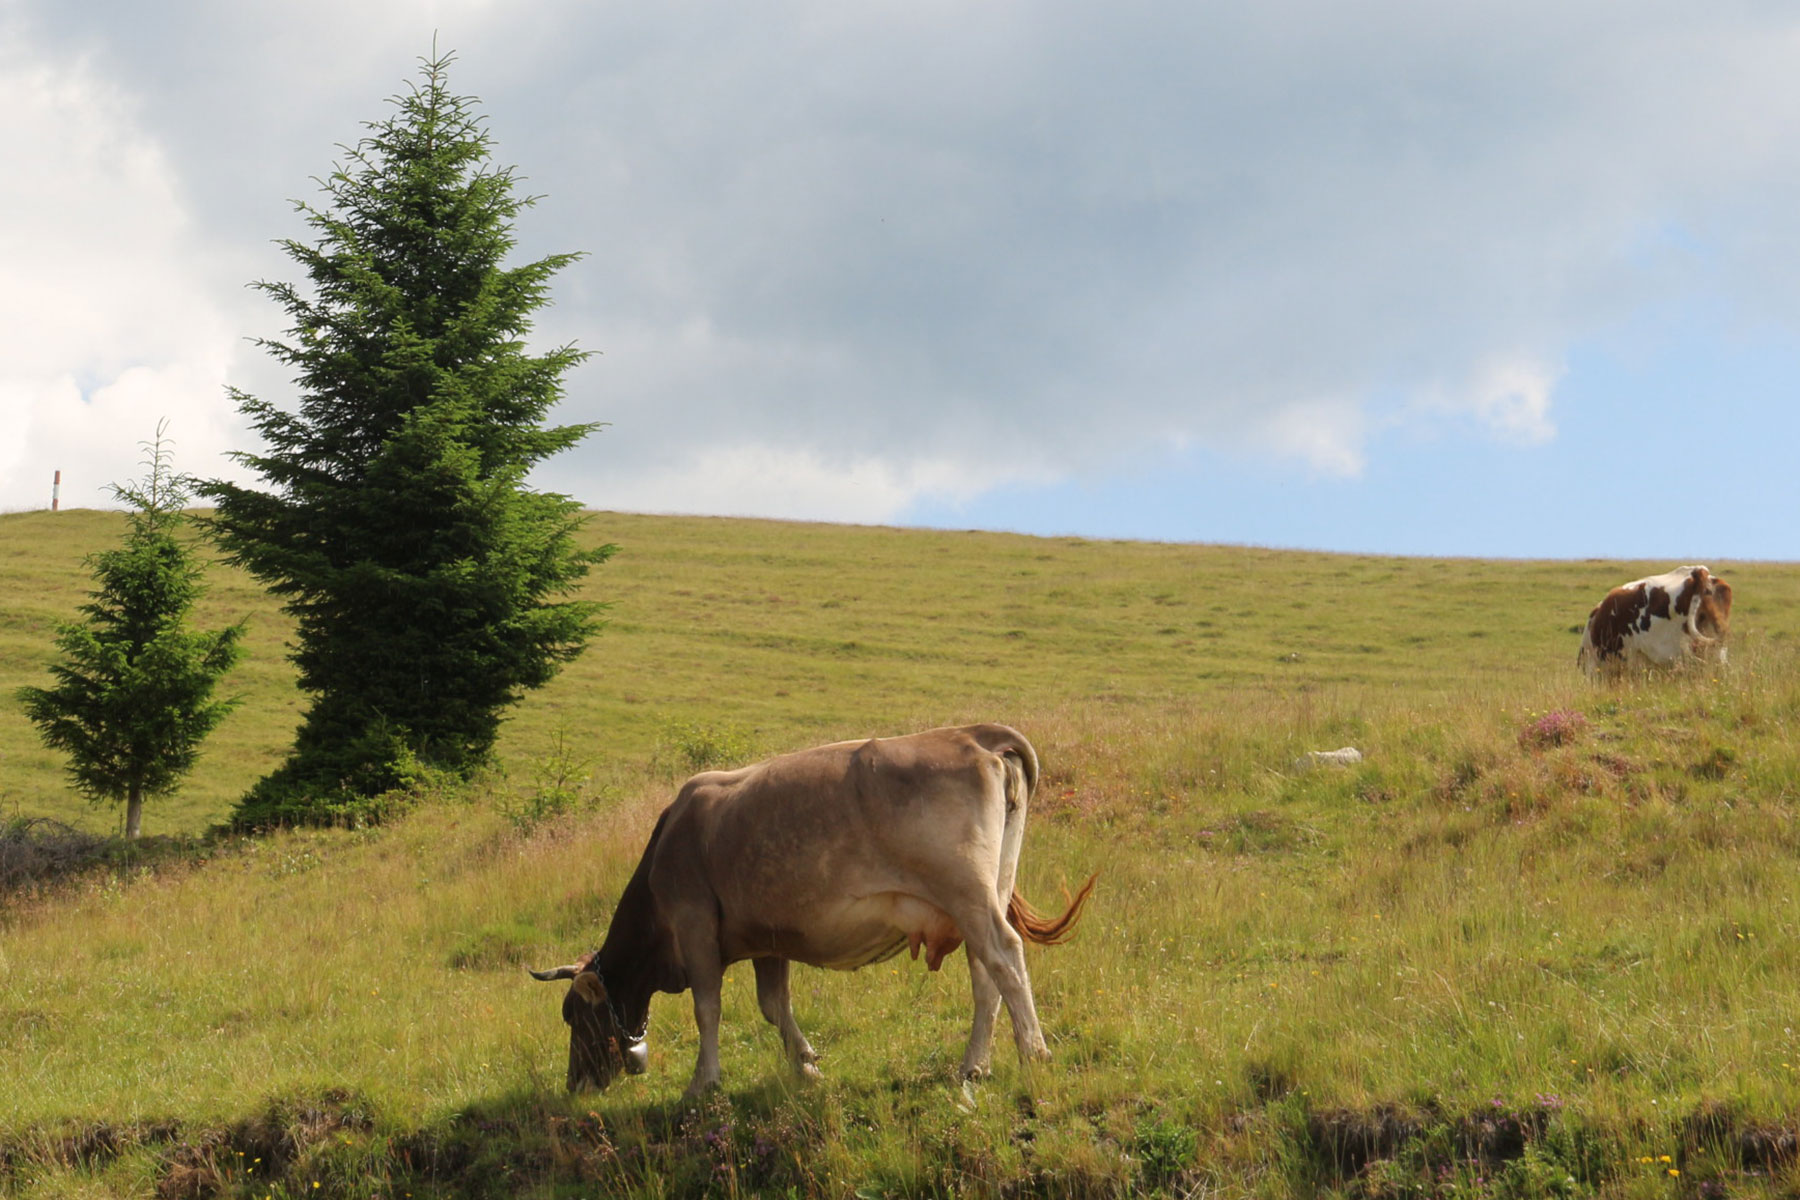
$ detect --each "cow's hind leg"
[959,954,1004,1079]
[753,957,821,1079]
[956,750,1048,1074]
[956,895,1049,1067]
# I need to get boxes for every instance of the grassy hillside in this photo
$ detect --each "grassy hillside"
[8,508,1793,834]
[3,509,1799,1197]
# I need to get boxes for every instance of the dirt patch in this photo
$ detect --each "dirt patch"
[1304,1102,1547,1179]
[149,1089,376,1198]
[1306,1105,1432,1176]
[1682,1100,1799,1170]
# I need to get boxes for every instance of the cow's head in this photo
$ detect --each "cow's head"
[1697,570,1733,640]
[529,958,648,1091]
[1675,566,1733,644]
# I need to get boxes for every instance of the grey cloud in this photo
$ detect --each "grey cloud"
[15,1,1800,511]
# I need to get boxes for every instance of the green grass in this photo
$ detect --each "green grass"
[3,509,1799,1197]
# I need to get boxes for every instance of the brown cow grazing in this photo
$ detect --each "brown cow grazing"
[531,724,1093,1096]
[1578,565,1732,678]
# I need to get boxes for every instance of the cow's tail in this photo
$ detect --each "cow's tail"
[984,726,1093,945]
[1008,874,1097,946]
[983,727,1039,803]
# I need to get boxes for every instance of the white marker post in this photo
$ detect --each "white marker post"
[51,470,61,512]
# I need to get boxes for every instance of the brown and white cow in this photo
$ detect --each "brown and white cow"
[1578,565,1732,678]
[530,724,1093,1096]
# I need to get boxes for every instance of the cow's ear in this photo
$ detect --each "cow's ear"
[572,971,608,1008]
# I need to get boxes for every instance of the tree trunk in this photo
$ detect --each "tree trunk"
[125,785,143,840]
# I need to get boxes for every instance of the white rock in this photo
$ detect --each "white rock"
[1295,747,1363,770]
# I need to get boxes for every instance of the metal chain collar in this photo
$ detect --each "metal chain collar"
[591,963,647,1045]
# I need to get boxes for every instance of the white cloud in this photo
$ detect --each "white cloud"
[10,360,243,509]
[1398,355,1562,448]
[592,444,1010,525]
[0,21,242,510]
[1255,399,1369,478]
[1465,358,1561,446]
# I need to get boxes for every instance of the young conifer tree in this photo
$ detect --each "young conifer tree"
[18,425,245,839]
[199,52,610,827]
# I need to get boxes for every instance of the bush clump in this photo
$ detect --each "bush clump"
[1518,709,1587,751]
[0,814,113,891]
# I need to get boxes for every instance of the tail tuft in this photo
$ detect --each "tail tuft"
[1007,873,1097,945]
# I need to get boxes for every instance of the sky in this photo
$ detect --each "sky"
[2,1,1798,559]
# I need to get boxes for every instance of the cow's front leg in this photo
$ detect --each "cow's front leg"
[753,957,821,1079]
[684,950,726,1098]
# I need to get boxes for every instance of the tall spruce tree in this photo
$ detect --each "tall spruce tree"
[199,52,610,827]
[18,425,244,839]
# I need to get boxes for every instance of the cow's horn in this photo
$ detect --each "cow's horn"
[528,964,584,981]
